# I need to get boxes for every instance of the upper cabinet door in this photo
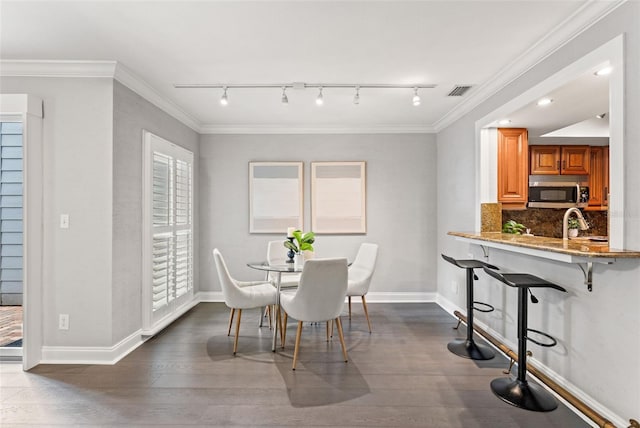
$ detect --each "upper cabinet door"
[498,128,528,207]
[530,145,560,174]
[530,145,590,175]
[561,145,590,175]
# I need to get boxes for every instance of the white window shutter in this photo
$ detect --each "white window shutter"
[143,131,194,333]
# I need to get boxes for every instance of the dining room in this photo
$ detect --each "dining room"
[1,1,640,427]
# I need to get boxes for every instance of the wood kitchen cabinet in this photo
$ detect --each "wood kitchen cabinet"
[588,146,609,210]
[498,128,528,209]
[530,145,590,175]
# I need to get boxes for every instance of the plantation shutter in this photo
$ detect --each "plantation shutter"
[143,131,194,332]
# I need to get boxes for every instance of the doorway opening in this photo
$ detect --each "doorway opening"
[0,120,24,358]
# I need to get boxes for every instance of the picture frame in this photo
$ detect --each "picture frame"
[311,161,366,234]
[249,161,304,234]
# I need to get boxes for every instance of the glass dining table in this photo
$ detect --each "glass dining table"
[247,262,302,352]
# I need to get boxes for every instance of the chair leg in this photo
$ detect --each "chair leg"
[292,321,303,370]
[348,296,352,320]
[282,312,288,349]
[227,308,235,336]
[233,309,242,355]
[267,305,272,329]
[326,321,330,341]
[335,317,349,363]
[361,295,372,333]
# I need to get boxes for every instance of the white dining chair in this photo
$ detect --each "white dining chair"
[346,243,378,333]
[280,258,349,370]
[213,248,278,355]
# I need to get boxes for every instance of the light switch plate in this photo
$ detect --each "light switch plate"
[60,214,69,229]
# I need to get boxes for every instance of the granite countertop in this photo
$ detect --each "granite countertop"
[448,231,640,258]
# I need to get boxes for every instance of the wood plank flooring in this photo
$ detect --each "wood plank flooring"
[0,303,589,427]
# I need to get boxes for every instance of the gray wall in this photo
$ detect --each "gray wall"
[2,76,114,346]
[112,81,199,343]
[199,133,437,298]
[437,2,639,421]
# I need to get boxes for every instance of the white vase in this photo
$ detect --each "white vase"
[294,253,304,269]
[569,228,579,238]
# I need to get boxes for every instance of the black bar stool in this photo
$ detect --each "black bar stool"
[483,267,567,412]
[441,254,498,360]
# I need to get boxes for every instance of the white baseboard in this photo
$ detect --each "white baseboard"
[41,329,146,365]
[197,291,225,302]
[434,295,625,428]
[196,290,437,304]
[361,291,436,303]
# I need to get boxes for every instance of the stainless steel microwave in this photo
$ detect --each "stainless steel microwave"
[528,175,589,208]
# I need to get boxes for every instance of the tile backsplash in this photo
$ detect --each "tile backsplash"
[502,208,607,238]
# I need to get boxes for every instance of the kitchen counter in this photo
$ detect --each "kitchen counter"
[448,231,640,258]
[448,232,640,291]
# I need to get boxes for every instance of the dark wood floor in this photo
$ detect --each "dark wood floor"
[0,303,588,427]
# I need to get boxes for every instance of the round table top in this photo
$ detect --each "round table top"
[246,262,302,273]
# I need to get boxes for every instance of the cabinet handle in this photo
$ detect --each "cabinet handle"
[562,160,566,169]
[556,160,560,170]
[604,187,608,202]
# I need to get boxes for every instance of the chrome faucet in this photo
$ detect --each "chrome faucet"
[563,207,589,240]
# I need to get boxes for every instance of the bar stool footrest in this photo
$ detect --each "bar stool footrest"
[447,339,495,360]
[490,377,558,412]
[472,301,495,313]
[526,328,558,348]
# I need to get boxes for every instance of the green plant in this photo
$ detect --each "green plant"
[284,230,315,253]
[567,218,581,229]
[502,219,526,234]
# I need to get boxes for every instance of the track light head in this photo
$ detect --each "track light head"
[281,87,288,104]
[316,87,324,106]
[353,86,360,105]
[220,87,229,106]
[412,87,421,106]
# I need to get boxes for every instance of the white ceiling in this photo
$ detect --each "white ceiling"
[0,1,619,133]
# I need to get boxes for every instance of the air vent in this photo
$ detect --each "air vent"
[447,85,472,97]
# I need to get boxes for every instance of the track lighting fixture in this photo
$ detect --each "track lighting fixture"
[220,87,228,106]
[316,87,324,105]
[175,82,438,106]
[412,87,421,106]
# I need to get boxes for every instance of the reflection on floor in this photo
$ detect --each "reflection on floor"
[0,303,589,427]
[0,306,23,347]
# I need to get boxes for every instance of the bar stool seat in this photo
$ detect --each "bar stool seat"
[442,254,498,360]
[483,267,567,412]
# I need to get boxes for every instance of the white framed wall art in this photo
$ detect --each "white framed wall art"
[311,161,366,234]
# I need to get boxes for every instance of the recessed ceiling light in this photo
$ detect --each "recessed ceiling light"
[498,119,511,125]
[595,66,612,76]
[537,98,553,106]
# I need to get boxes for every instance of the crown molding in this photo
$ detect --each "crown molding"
[0,59,201,133]
[112,63,201,132]
[199,124,436,134]
[0,59,117,77]
[432,0,627,132]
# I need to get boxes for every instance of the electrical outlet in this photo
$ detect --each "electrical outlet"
[451,281,459,294]
[59,314,69,330]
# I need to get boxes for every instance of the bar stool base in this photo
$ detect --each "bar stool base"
[447,339,495,360]
[490,377,558,412]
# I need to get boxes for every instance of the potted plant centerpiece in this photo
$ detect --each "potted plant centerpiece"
[284,230,315,267]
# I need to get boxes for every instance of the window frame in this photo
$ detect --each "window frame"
[142,130,194,334]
